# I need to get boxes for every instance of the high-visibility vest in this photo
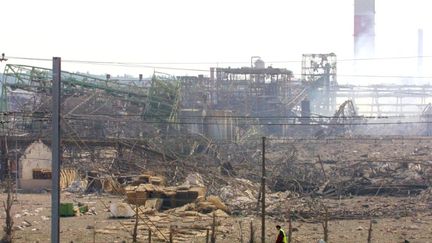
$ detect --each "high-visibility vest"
[280,229,288,243]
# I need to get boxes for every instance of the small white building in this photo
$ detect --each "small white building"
[19,140,52,191]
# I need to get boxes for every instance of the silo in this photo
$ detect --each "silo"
[254,59,265,69]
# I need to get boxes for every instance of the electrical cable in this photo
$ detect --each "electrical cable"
[0,111,428,120]
[5,115,432,126]
[6,55,432,65]
[4,55,432,78]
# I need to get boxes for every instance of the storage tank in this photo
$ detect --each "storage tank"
[254,59,265,69]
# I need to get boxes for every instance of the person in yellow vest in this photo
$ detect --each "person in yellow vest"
[275,225,288,243]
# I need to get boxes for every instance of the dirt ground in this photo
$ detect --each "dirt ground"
[1,193,431,243]
[2,136,432,242]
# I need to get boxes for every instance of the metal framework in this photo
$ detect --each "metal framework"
[334,84,432,116]
[302,53,338,115]
[0,63,183,181]
[301,53,337,85]
[1,64,181,138]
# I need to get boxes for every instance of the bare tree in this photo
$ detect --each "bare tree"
[238,221,244,243]
[169,225,173,243]
[367,219,373,243]
[288,211,293,243]
[2,176,14,243]
[306,198,329,243]
[249,221,255,243]
[210,212,217,243]
[132,204,139,242]
[322,204,329,243]
[2,136,14,243]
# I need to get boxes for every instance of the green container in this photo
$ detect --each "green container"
[79,205,88,214]
[60,203,75,217]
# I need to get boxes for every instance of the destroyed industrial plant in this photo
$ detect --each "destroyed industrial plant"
[1,0,432,242]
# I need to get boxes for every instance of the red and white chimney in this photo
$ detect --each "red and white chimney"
[354,0,375,58]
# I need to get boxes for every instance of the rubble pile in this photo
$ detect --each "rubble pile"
[123,172,229,215]
[218,178,260,213]
[54,136,432,224]
[303,160,431,198]
[104,172,235,242]
[261,140,432,198]
[419,187,432,201]
[265,195,431,222]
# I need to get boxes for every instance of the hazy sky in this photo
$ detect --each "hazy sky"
[1,0,431,83]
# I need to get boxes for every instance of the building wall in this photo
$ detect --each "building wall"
[19,140,52,190]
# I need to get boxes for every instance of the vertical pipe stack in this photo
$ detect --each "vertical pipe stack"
[418,28,424,74]
[354,0,375,58]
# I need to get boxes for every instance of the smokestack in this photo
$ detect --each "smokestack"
[418,28,424,74]
[354,0,375,58]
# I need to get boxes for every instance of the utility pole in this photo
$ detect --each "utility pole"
[0,53,8,114]
[261,136,266,243]
[51,57,61,243]
[0,53,7,62]
[0,53,7,181]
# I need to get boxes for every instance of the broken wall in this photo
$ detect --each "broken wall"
[19,140,52,191]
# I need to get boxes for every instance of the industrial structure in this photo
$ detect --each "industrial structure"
[1,1,432,241]
[0,64,180,182]
[2,0,432,185]
[1,53,432,183]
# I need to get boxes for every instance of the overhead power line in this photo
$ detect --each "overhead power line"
[334,74,432,79]
[4,56,209,72]
[4,55,432,78]
[26,116,432,126]
[3,116,432,126]
[1,111,428,120]
[5,55,432,66]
